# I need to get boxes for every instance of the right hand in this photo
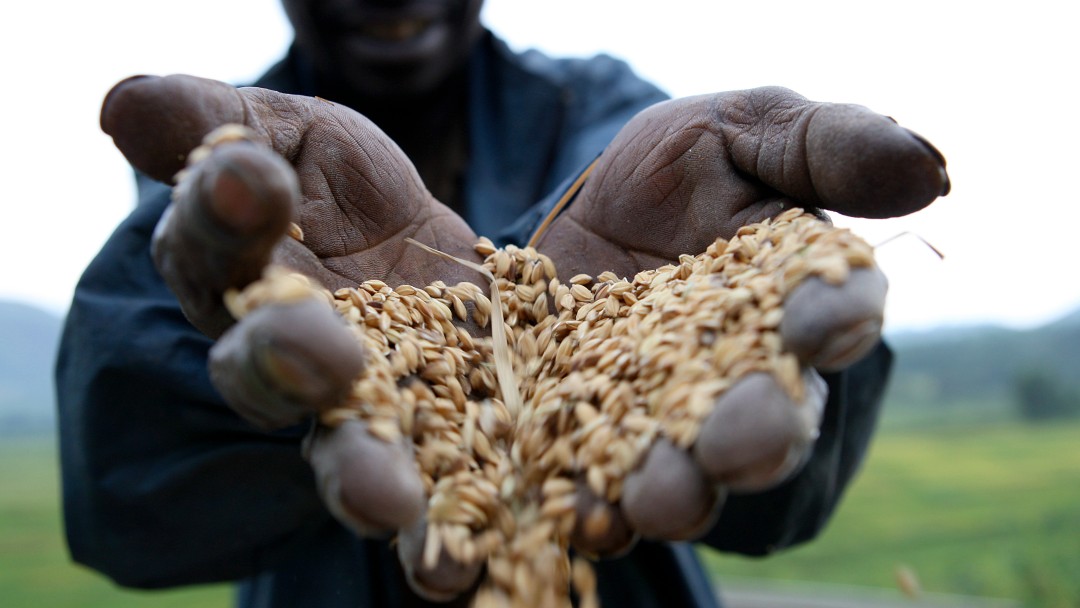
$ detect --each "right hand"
[101,74,483,599]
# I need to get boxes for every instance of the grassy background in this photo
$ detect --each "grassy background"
[0,437,229,608]
[3,420,1078,607]
[702,420,1080,607]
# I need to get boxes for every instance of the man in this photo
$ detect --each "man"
[57,0,949,606]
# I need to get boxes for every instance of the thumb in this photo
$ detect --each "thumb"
[719,86,950,217]
[101,74,250,182]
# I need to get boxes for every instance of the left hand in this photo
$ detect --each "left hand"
[534,87,949,552]
[539,87,947,277]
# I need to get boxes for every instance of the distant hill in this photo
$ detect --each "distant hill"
[885,307,1080,412]
[3,296,1077,435]
[0,300,62,434]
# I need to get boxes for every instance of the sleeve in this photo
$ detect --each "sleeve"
[699,341,893,554]
[55,177,333,588]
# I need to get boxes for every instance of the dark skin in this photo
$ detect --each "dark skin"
[99,0,949,599]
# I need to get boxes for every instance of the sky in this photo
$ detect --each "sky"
[2,0,1077,333]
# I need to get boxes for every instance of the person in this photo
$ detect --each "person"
[56,1,950,606]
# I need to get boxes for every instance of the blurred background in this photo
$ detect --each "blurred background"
[1,0,1077,606]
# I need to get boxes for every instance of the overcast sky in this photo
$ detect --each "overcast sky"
[2,0,1076,333]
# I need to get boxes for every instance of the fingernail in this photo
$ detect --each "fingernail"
[908,130,946,167]
[906,130,951,196]
[255,341,325,399]
[198,149,276,235]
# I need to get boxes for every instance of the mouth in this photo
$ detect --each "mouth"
[332,13,452,66]
[358,18,434,42]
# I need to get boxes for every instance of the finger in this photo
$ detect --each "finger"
[620,439,723,541]
[152,140,298,337]
[101,75,252,182]
[692,370,827,493]
[780,267,888,372]
[570,480,638,558]
[396,517,484,602]
[306,420,427,536]
[208,298,365,430]
[718,86,950,218]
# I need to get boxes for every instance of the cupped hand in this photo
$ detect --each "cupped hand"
[535,87,949,551]
[102,74,481,338]
[101,74,482,599]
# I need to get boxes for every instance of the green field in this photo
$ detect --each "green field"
[0,437,229,608]
[3,421,1079,607]
[702,421,1080,607]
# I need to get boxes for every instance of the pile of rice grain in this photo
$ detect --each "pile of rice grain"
[226,208,876,608]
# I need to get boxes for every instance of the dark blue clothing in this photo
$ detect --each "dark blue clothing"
[57,32,891,608]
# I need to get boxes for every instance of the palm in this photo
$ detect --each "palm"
[259,93,479,290]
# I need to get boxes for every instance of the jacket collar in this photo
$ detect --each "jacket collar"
[461,32,565,237]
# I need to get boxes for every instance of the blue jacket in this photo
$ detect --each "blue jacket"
[57,31,891,608]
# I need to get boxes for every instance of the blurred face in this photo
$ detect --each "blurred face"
[281,0,485,98]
